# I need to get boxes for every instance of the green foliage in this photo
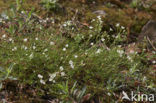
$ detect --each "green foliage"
[41,0,60,11]
[0,64,17,89]
[0,2,155,102]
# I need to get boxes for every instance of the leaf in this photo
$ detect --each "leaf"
[71,81,77,94]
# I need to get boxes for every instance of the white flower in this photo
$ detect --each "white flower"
[21,11,24,14]
[91,19,95,22]
[121,26,125,29]
[116,23,120,27]
[63,48,66,51]
[69,60,74,69]
[44,48,48,52]
[49,73,57,81]
[29,53,34,59]
[101,38,105,42]
[9,38,13,42]
[12,47,17,51]
[65,44,69,47]
[33,46,36,49]
[70,64,74,69]
[2,34,6,38]
[110,28,113,31]
[152,60,156,64]
[90,34,93,37]
[74,55,78,58]
[40,79,45,85]
[63,24,67,27]
[96,49,101,54]
[50,41,55,45]
[59,66,64,71]
[23,38,28,42]
[90,42,94,46]
[61,72,65,76]
[107,92,111,96]
[35,37,39,40]
[42,52,45,55]
[89,26,93,29]
[69,60,73,65]
[53,80,56,83]
[0,18,2,22]
[97,16,101,20]
[38,74,43,79]
[127,55,133,62]
[24,46,28,50]
[117,49,124,57]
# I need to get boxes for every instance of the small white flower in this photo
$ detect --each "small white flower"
[49,73,57,81]
[70,64,74,69]
[90,42,94,46]
[90,34,93,37]
[152,60,156,64]
[74,55,78,58]
[107,92,111,96]
[53,80,56,83]
[69,60,73,65]
[33,46,36,49]
[2,34,6,38]
[9,38,13,42]
[117,49,124,57]
[0,18,2,22]
[89,26,93,29]
[61,72,65,76]
[121,26,125,29]
[40,79,45,85]
[110,28,113,31]
[101,38,105,42]
[65,44,69,47]
[63,24,67,27]
[24,46,28,50]
[116,23,120,27]
[23,38,28,42]
[97,16,101,20]
[127,55,133,62]
[96,49,101,54]
[44,49,48,52]
[38,74,43,79]
[29,53,34,59]
[35,37,39,40]
[50,41,55,45]
[59,66,64,71]
[21,11,24,14]
[69,60,74,69]
[91,19,95,22]
[12,47,17,51]
[63,48,66,51]
[118,45,121,48]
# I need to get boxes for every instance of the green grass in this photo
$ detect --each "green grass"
[0,1,155,102]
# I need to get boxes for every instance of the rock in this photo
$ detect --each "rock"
[138,20,156,49]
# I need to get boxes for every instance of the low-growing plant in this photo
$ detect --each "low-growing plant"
[0,64,17,90]
[41,0,60,11]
